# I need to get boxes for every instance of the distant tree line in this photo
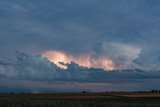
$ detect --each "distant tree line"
[150,90,160,93]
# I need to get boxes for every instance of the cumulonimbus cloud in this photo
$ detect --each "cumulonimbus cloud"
[0,51,160,92]
[0,51,159,82]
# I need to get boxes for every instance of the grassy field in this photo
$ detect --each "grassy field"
[0,92,160,107]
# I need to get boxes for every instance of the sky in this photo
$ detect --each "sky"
[0,0,160,92]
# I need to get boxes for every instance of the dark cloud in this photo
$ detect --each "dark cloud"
[1,0,160,92]
[0,52,160,92]
[1,52,160,82]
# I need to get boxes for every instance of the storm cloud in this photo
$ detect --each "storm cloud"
[0,52,160,92]
[0,0,160,92]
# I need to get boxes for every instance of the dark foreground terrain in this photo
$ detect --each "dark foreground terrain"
[0,92,160,107]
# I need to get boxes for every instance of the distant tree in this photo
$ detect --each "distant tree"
[82,91,86,93]
[150,90,159,93]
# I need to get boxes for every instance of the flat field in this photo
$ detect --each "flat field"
[0,92,160,107]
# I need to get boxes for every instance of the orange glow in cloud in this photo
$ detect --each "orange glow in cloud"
[42,50,114,70]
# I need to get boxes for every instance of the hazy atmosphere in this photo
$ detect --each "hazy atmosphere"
[0,0,160,92]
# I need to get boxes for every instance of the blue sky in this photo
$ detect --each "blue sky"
[0,0,160,92]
